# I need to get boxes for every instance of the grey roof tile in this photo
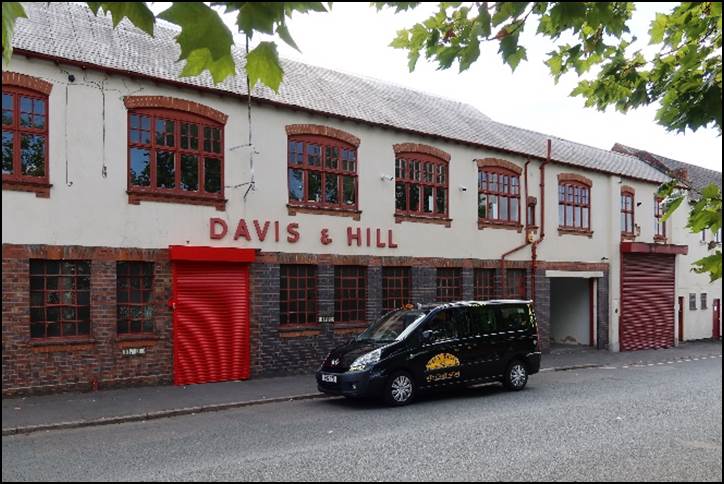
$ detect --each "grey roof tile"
[12,2,670,183]
[612,143,722,193]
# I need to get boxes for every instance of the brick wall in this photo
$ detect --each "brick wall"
[4,243,611,394]
[2,244,172,396]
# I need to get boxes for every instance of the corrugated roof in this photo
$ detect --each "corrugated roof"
[11,2,670,184]
[612,143,722,193]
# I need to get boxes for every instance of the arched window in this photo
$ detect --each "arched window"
[2,72,53,197]
[558,174,592,231]
[395,144,450,221]
[287,125,360,213]
[124,96,227,209]
[477,158,522,227]
[620,186,635,237]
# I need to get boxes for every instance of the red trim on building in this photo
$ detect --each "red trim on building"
[168,246,256,263]
[394,143,451,162]
[285,124,360,148]
[620,242,688,255]
[2,71,53,95]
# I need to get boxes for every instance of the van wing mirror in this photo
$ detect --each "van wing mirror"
[422,330,434,343]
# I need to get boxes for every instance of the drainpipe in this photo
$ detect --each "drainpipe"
[531,139,552,303]
[499,159,531,297]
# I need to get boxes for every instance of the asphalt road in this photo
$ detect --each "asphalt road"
[3,357,722,482]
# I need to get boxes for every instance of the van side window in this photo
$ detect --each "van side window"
[497,304,530,332]
[424,309,460,343]
[467,306,495,336]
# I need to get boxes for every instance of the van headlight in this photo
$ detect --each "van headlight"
[349,348,382,372]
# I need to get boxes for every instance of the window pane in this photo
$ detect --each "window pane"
[566,205,573,226]
[343,176,356,205]
[204,157,221,193]
[181,154,199,191]
[19,97,33,127]
[500,196,508,220]
[437,165,446,184]
[409,184,420,212]
[478,193,487,219]
[489,195,499,219]
[436,188,446,214]
[156,151,175,188]
[489,173,498,192]
[21,134,45,176]
[325,146,339,169]
[559,204,565,226]
[2,93,12,125]
[288,168,303,201]
[325,174,339,204]
[395,182,406,211]
[583,207,589,229]
[479,171,487,191]
[130,148,151,186]
[423,186,433,213]
[511,198,519,222]
[575,206,582,227]
[2,131,13,174]
[308,144,321,166]
[308,172,321,202]
[156,119,175,147]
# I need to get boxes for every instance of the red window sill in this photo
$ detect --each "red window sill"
[30,338,96,353]
[287,203,361,220]
[395,213,452,227]
[559,227,594,238]
[2,178,52,198]
[279,326,322,338]
[478,220,524,232]
[115,334,161,348]
[653,235,668,243]
[128,190,226,211]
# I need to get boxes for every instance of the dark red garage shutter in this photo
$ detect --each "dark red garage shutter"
[170,247,254,386]
[620,253,675,351]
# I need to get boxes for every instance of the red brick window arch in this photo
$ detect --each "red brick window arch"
[124,96,227,210]
[477,159,522,226]
[394,143,450,219]
[558,174,592,231]
[286,125,360,212]
[2,72,53,197]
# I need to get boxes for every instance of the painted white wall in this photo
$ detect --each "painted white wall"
[3,57,720,349]
[550,278,590,345]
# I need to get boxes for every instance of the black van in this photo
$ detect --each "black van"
[316,300,541,406]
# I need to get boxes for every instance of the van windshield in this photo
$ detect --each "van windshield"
[356,310,427,342]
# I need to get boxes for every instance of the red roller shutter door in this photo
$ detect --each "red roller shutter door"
[173,261,251,385]
[620,254,675,351]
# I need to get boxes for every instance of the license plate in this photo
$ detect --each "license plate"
[321,374,337,383]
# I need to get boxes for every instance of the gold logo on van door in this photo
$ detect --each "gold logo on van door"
[426,353,460,371]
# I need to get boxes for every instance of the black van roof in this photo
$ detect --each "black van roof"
[413,300,533,310]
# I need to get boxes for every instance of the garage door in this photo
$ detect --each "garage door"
[170,247,254,386]
[620,254,675,351]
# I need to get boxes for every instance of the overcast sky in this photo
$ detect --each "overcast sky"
[160,2,723,172]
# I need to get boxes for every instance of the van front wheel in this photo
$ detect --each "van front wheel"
[503,360,528,391]
[384,371,415,406]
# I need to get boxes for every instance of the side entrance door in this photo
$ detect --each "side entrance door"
[170,246,254,386]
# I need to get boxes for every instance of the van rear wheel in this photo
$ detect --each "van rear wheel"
[384,371,415,406]
[503,360,528,391]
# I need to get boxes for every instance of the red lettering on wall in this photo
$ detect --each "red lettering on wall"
[347,227,362,247]
[388,230,398,249]
[254,220,270,242]
[320,228,333,245]
[234,219,251,241]
[210,218,228,240]
[287,223,300,243]
[275,221,280,242]
[376,229,387,248]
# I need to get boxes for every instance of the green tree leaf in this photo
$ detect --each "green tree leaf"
[246,41,284,92]
[87,2,155,35]
[2,2,27,65]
